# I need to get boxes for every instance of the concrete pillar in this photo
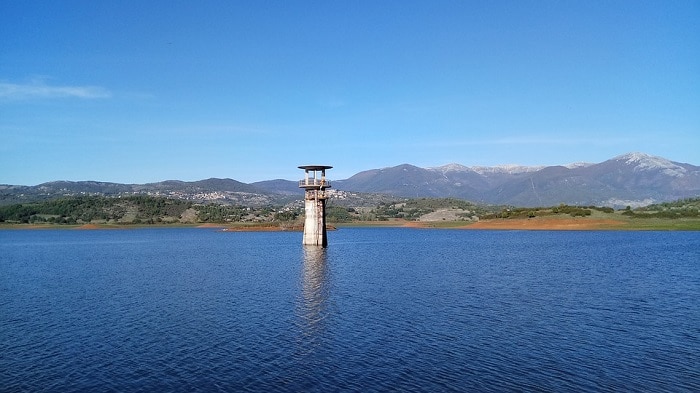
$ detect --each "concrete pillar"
[298,165,332,247]
[303,191,327,247]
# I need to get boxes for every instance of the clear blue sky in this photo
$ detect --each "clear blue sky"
[1,1,698,185]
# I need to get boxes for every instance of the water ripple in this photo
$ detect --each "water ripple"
[1,229,698,392]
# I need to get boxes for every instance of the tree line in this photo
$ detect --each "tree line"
[1,195,697,225]
[0,195,193,224]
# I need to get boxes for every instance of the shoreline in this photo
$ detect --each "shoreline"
[453,217,628,231]
[2,217,699,231]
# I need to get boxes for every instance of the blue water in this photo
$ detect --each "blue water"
[1,228,698,392]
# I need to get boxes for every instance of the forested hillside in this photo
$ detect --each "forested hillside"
[1,195,698,227]
[625,197,700,218]
[0,196,193,224]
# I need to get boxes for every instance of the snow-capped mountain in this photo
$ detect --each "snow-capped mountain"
[613,152,687,177]
[334,152,699,207]
[467,164,545,175]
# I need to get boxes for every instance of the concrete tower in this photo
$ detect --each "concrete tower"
[298,165,332,247]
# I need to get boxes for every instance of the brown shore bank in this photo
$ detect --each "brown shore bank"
[396,217,629,230]
[461,217,627,230]
[4,217,698,231]
[219,224,301,232]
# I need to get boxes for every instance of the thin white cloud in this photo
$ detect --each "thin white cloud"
[0,80,111,100]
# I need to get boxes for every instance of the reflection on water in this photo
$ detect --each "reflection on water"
[3,229,698,391]
[297,246,330,351]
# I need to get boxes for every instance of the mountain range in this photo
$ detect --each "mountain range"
[333,152,700,208]
[2,153,698,208]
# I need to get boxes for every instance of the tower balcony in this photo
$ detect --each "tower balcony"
[298,179,331,188]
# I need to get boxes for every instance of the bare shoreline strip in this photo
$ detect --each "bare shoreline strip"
[459,218,627,231]
[4,217,696,231]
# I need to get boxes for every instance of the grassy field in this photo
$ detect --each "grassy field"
[617,217,700,230]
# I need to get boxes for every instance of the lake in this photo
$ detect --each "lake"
[1,227,698,392]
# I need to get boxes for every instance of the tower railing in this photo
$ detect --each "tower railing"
[298,179,331,188]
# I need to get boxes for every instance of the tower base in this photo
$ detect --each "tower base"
[302,198,327,247]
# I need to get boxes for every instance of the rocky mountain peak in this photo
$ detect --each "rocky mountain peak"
[613,152,686,177]
[430,163,472,173]
[470,164,545,175]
